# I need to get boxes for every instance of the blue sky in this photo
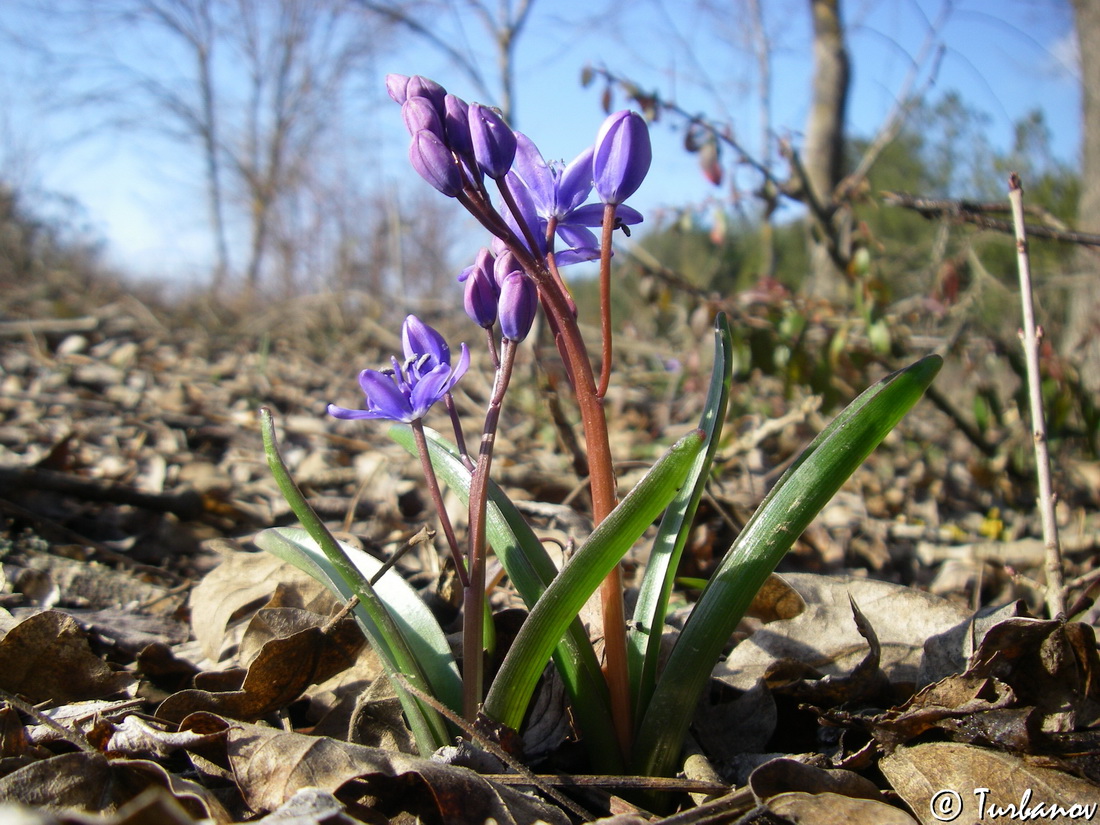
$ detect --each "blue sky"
[0,0,1081,284]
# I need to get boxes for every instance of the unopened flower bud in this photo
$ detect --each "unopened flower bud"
[493,250,521,288]
[385,74,411,104]
[593,110,651,205]
[406,75,447,115]
[498,271,538,341]
[469,103,517,179]
[409,131,462,197]
[402,96,444,138]
[464,251,499,328]
[444,94,474,161]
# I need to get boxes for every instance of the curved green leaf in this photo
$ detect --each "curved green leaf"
[259,409,451,754]
[387,424,623,771]
[634,355,942,779]
[483,429,706,732]
[254,526,462,712]
[629,313,733,725]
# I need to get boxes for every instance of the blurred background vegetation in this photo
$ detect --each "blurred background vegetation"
[1,1,1096,463]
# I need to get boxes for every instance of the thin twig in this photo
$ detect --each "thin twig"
[884,190,1100,247]
[391,673,597,822]
[0,688,96,753]
[1008,174,1065,618]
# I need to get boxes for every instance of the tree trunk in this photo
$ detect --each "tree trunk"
[1067,0,1100,392]
[803,0,850,301]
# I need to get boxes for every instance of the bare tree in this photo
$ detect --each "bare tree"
[800,0,851,300]
[1067,0,1100,391]
[16,0,390,296]
[352,0,537,123]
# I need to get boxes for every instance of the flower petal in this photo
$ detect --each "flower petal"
[557,146,595,213]
[402,315,451,367]
[359,369,414,421]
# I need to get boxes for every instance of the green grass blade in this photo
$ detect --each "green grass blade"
[634,355,942,779]
[628,313,733,725]
[259,409,452,754]
[482,429,706,733]
[387,424,624,771]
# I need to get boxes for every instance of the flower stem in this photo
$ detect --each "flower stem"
[443,392,473,472]
[526,260,631,758]
[597,203,618,399]
[463,337,520,720]
[411,418,468,589]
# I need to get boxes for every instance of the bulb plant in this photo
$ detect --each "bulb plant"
[257,74,942,787]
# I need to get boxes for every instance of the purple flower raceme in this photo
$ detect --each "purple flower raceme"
[593,110,652,205]
[327,316,469,423]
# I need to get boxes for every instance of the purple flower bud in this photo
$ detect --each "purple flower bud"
[409,130,462,197]
[385,74,411,104]
[444,94,474,161]
[498,271,538,341]
[402,96,444,138]
[463,250,499,328]
[593,110,652,205]
[469,103,517,179]
[406,75,447,115]
[493,250,521,288]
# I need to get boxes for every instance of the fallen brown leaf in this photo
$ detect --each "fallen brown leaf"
[0,611,133,703]
[224,719,571,824]
[881,741,1100,825]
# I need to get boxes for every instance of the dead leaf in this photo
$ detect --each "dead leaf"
[749,757,883,802]
[0,751,229,822]
[764,791,920,825]
[224,720,571,824]
[715,574,971,693]
[188,544,325,663]
[156,614,364,724]
[0,611,134,703]
[253,786,359,824]
[746,574,808,622]
[881,742,1100,825]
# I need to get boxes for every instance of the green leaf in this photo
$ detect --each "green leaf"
[259,409,452,754]
[628,313,732,724]
[483,429,706,733]
[253,526,462,712]
[634,355,942,780]
[387,424,624,772]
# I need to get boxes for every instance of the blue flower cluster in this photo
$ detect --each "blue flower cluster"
[327,74,652,426]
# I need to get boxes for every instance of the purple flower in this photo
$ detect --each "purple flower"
[507,132,643,257]
[327,316,469,423]
[498,271,538,342]
[469,103,517,179]
[593,110,651,205]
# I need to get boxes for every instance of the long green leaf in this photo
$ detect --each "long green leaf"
[483,429,706,732]
[388,423,623,772]
[628,313,733,725]
[259,409,451,754]
[634,355,942,779]
[253,526,462,712]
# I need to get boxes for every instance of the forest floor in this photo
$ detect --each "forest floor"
[0,274,1098,824]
